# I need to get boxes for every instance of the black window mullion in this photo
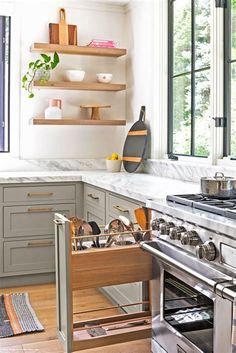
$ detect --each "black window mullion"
[191,0,195,156]
[168,0,174,154]
[224,0,231,156]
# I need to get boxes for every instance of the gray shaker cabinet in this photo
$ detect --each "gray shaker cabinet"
[0,182,81,281]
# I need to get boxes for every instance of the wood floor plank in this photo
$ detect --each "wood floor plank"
[0,284,151,352]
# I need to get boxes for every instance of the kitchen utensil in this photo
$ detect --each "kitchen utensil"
[134,207,147,230]
[104,219,125,247]
[201,172,236,199]
[49,8,77,45]
[64,70,85,82]
[122,106,149,173]
[88,221,101,248]
[96,73,113,83]
[132,230,143,243]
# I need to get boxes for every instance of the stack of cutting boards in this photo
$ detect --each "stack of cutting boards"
[49,8,77,45]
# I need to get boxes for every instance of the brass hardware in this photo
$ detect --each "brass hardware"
[27,241,54,246]
[27,192,54,197]
[87,193,99,200]
[27,207,53,212]
[113,205,129,213]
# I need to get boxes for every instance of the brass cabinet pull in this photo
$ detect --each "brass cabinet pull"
[27,207,53,213]
[27,192,54,197]
[27,241,54,247]
[113,205,129,213]
[88,193,99,200]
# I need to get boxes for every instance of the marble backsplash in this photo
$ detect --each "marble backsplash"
[143,159,236,183]
[0,158,106,172]
[0,157,235,184]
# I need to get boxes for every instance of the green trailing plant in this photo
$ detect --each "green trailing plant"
[22,52,60,98]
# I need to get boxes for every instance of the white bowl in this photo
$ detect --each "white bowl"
[97,73,113,83]
[105,159,122,172]
[64,70,85,82]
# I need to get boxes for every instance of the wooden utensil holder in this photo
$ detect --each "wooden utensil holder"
[54,213,153,353]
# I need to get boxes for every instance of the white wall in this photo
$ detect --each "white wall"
[1,0,158,160]
[17,0,127,159]
[125,0,156,157]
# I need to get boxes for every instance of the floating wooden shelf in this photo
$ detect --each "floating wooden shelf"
[33,81,126,91]
[30,43,126,57]
[32,118,126,126]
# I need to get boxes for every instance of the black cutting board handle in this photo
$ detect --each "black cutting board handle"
[139,106,146,122]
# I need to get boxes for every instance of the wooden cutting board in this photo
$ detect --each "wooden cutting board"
[49,8,77,45]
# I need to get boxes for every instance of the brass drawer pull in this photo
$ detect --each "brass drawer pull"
[88,193,99,200]
[113,205,129,213]
[27,207,53,213]
[27,241,54,247]
[27,192,54,197]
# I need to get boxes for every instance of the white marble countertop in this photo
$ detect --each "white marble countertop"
[0,170,200,203]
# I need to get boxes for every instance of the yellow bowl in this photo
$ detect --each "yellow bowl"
[105,159,122,172]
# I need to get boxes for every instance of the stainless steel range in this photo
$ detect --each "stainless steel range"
[140,194,236,353]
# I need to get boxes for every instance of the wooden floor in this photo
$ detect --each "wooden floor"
[0,283,151,353]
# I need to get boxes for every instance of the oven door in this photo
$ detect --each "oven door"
[141,240,233,353]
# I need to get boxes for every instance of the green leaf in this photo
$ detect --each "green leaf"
[53,51,59,65]
[50,61,56,69]
[28,93,34,98]
[45,64,50,70]
[40,54,50,63]
[28,62,35,69]
[22,75,27,82]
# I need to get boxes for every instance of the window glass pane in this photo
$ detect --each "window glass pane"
[230,63,236,156]
[194,70,211,157]
[173,74,191,155]
[231,0,236,60]
[173,0,191,75]
[195,0,211,70]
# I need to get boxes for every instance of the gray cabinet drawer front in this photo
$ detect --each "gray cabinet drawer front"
[84,185,105,209]
[84,204,105,225]
[4,203,75,238]
[3,185,76,203]
[4,238,55,273]
[108,194,141,222]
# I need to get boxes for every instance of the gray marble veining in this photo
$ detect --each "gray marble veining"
[0,170,199,203]
[143,159,236,183]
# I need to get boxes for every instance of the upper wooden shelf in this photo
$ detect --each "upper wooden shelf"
[30,43,126,57]
[32,119,126,126]
[33,81,126,91]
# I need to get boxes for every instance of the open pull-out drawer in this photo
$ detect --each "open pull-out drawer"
[54,213,152,353]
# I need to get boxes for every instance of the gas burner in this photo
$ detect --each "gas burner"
[166,194,236,219]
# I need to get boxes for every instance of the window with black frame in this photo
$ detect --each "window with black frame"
[0,16,10,153]
[168,0,211,157]
[224,0,236,158]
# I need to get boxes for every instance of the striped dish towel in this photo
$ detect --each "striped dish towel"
[0,293,44,337]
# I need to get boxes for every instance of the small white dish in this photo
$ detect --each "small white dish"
[64,70,85,82]
[105,159,122,172]
[97,73,113,83]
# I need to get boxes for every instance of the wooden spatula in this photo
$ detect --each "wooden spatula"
[134,207,147,230]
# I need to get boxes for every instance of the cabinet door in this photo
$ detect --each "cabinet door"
[84,203,105,225]
[4,203,75,238]
[4,238,55,274]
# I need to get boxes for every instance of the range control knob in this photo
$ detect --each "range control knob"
[151,218,165,231]
[181,230,201,246]
[170,226,186,240]
[196,241,217,261]
[160,221,175,235]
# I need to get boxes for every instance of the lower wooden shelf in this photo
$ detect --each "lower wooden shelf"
[32,118,126,126]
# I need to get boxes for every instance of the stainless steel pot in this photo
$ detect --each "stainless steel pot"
[201,172,236,199]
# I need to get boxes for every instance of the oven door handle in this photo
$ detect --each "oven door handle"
[140,241,236,303]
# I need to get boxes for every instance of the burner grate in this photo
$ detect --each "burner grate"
[166,194,236,219]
